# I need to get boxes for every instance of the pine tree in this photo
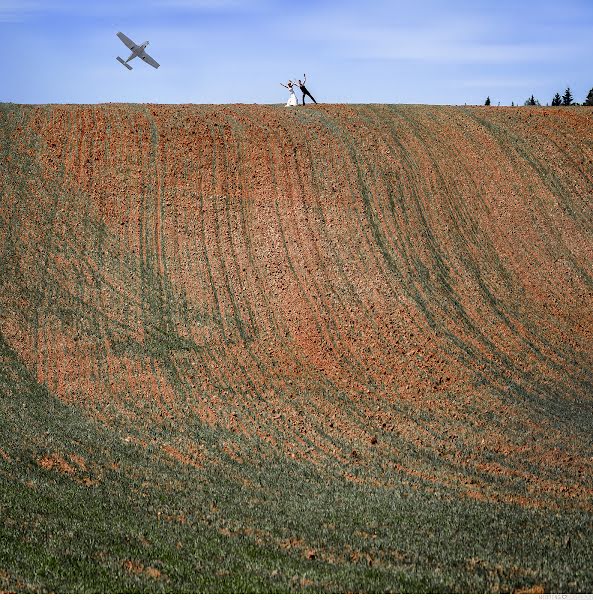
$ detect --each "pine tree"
[511,101,515,107]
[485,96,491,106]
[524,95,539,106]
[585,88,593,106]
[551,93,562,106]
[562,87,573,106]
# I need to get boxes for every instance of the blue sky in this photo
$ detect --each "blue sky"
[1,0,592,105]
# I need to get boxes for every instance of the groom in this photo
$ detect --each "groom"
[296,74,317,105]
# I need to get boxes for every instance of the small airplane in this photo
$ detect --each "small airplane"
[116,32,160,70]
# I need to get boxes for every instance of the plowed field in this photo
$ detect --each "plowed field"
[1,103,592,592]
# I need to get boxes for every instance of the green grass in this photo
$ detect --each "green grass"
[2,330,592,593]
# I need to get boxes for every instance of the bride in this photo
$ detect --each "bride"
[280,80,298,106]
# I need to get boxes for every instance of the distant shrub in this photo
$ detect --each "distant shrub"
[485,96,491,106]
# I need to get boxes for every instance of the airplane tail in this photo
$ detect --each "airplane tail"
[116,56,132,70]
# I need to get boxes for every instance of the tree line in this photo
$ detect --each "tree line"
[484,87,593,107]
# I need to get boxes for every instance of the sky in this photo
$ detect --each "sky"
[1,0,593,106]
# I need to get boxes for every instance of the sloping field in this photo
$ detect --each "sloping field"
[1,102,592,592]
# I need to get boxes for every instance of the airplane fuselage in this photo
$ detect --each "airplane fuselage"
[126,41,149,63]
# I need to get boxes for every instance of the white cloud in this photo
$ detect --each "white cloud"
[276,2,593,66]
[299,19,584,64]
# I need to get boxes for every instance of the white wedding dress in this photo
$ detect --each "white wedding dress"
[286,88,298,107]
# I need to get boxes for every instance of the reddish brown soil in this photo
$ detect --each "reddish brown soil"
[1,103,592,510]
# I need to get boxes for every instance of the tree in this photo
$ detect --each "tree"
[485,96,491,106]
[551,93,562,106]
[562,87,573,106]
[524,95,540,106]
[511,101,515,107]
[585,88,593,106]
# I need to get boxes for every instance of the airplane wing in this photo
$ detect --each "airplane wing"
[139,51,160,69]
[117,31,138,51]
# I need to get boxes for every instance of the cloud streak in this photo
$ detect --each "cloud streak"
[0,0,268,20]
[295,13,588,65]
[0,0,41,22]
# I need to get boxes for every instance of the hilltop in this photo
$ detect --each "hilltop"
[1,103,592,592]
